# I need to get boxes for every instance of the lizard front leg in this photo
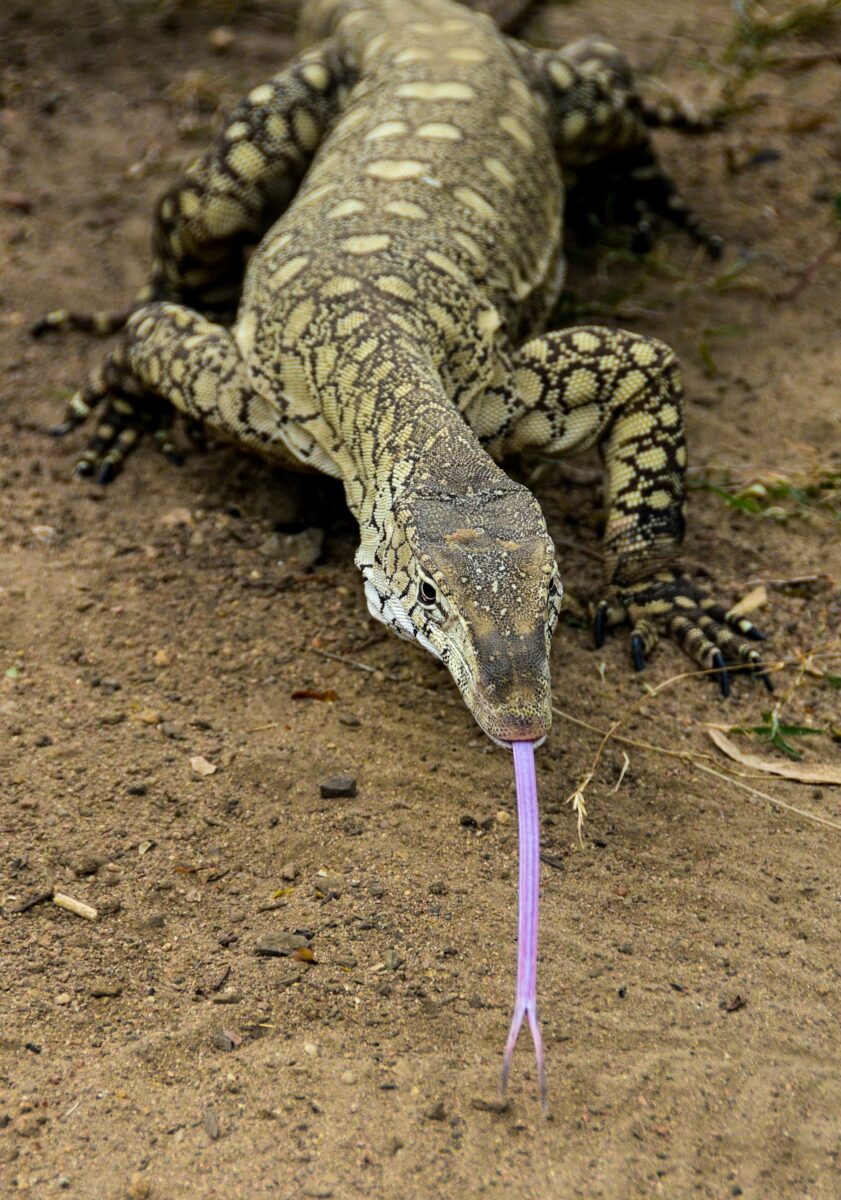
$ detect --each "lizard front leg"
[63,303,299,482]
[477,327,769,695]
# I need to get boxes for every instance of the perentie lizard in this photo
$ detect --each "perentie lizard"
[34,0,770,744]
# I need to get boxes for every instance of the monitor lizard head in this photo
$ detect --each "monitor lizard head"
[357,480,562,745]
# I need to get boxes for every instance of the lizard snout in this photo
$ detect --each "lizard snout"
[467,629,552,745]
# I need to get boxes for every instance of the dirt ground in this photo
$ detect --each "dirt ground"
[1,2,840,1197]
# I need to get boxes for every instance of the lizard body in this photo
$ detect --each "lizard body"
[36,0,768,742]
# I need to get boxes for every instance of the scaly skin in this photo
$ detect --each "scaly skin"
[34,0,769,742]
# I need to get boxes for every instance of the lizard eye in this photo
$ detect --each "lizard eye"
[418,578,438,608]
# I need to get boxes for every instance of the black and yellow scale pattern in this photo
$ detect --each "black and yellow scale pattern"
[35,0,769,742]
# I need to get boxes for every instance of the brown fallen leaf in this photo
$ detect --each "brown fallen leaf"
[293,947,316,963]
[706,728,841,786]
[291,688,338,702]
[728,584,767,618]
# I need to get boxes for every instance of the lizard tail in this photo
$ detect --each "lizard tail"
[31,308,134,338]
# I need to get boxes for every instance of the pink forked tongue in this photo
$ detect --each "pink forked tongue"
[501,739,547,1112]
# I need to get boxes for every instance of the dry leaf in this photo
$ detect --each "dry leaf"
[729,584,767,618]
[190,755,217,777]
[292,947,316,963]
[706,728,841,785]
[290,688,339,702]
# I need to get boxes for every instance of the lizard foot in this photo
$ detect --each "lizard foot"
[49,360,180,485]
[594,570,772,697]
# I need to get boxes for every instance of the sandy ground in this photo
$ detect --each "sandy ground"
[1,2,840,1197]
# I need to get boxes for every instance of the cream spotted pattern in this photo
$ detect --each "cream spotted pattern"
[43,0,769,742]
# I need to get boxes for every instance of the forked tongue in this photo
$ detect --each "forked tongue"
[501,739,547,1112]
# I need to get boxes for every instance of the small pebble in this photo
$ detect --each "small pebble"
[424,1100,447,1121]
[471,1096,510,1114]
[254,933,310,957]
[190,755,217,777]
[337,713,361,728]
[212,1031,236,1052]
[211,989,241,1005]
[340,1070,357,1085]
[280,862,300,881]
[384,949,404,971]
[334,954,357,969]
[136,709,161,726]
[618,943,634,956]
[207,25,235,53]
[34,734,53,748]
[314,874,342,898]
[55,993,72,1006]
[89,978,123,998]
[320,774,357,799]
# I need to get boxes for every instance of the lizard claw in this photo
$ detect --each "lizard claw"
[630,632,646,672]
[594,602,608,649]
[711,650,730,698]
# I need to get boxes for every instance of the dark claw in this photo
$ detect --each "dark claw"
[712,651,730,698]
[97,461,116,485]
[75,459,94,477]
[759,670,774,693]
[49,421,75,438]
[630,633,646,672]
[30,318,51,339]
[744,626,767,642]
[162,447,184,468]
[594,604,607,649]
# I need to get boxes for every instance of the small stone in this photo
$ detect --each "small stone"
[303,1041,318,1057]
[254,933,310,957]
[159,721,186,740]
[212,1031,236,1052]
[144,914,166,929]
[89,977,123,998]
[136,709,161,725]
[207,25,235,53]
[211,989,241,1005]
[384,949,404,971]
[190,755,217,777]
[55,992,72,1006]
[334,954,357,969]
[495,809,511,824]
[337,713,361,728]
[280,862,300,881]
[428,881,448,896]
[320,774,357,799]
[127,783,148,796]
[618,943,634,956]
[159,509,193,530]
[424,1100,447,1121]
[471,1096,510,1114]
[153,648,172,666]
[340,1069,357,1085]
[314,874,342,898]
[34,733,53,747]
